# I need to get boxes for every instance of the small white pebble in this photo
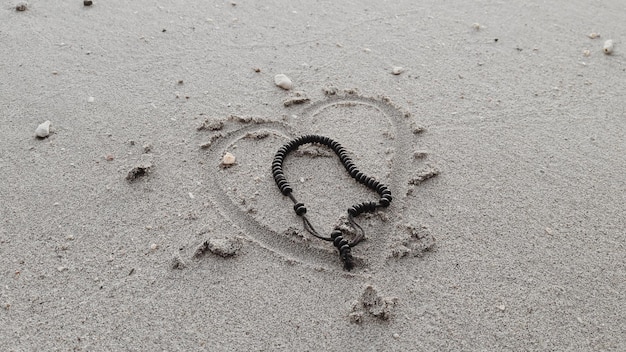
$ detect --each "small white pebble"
[497,304,506,312]
[57,266,68,272]
[221,152,236,166]
[392,66,404,75]
[363,48,371,52]
[588,32,600,39]
[299,177,305,183]
[603,39,614,54]
[87,96,95,103]
[583,49,591,57]
[472,23,481,30]
[274,74,293,90]
[150,243,158,250]
[188,192,195,199]
[35,120,51,138]
[393,333,400,339]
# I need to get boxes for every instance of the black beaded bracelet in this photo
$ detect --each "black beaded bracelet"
[272,135,392,270]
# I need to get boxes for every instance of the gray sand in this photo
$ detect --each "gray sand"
[1,1,625,350]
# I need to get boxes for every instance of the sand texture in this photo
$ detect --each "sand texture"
[1,1,625,350]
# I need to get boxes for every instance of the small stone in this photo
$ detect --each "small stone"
[105,154,114,161]
[392,67,404,75]
[35,121,51,138]
[57,266,68,272]
[603,39,614,55]
[393,333,400,339]
[253,67,261,73]
[150,243,158,250]
[221,152,236,167]
[274,74,293,90]
[472,23,481,30]
[497,304,506,312]
[588,32,600,39]
[15,2,28,11]
[83,0,93,6]
[87,96,95,103]
[143,143,152,153]
[583,49,591,57]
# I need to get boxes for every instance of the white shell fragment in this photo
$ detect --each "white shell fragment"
[603,39,614,54]
[392,67,404,75]
[221,152,236,167]
[35,120,51,138]
[274,74,293,90]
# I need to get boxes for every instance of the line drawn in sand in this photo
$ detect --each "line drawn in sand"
[194,92,439,274]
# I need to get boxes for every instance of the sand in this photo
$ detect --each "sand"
[1,1,625,350]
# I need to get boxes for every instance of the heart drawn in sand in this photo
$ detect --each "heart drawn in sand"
[197,93,436,272]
